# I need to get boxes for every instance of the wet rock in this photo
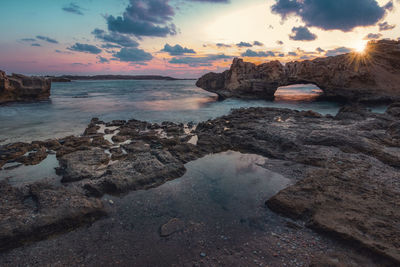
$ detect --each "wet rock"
[160,218,185,237]
[1,104,400,262]
[83,124,100,136]
[387,122,400,139]
[267,165,400,264]
[386,102,400,117]
[334,105,370,120]
[105,120,126,127]
[58,148,110,182]
[109,147,127,161]
[110,134,129,143]
[122,141,150,153]
[0,181,105,251]
[0,142,34,167]
[82,150,186,196]
[16,147,47,165]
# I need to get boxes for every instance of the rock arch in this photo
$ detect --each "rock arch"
[196,40,400,103]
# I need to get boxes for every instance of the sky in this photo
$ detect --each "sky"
[0,0,399,78]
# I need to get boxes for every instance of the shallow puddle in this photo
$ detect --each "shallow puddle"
[108,151,292,234]
[0,154,61,185]
[0,151,359,266]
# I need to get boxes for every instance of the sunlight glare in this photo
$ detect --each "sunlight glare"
[355,40,367,53]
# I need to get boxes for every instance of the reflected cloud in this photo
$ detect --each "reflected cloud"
[235,154,266,174]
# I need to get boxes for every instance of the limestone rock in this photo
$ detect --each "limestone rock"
[0,71,51,104]
[196,40,400,103]
[0,181,105,251]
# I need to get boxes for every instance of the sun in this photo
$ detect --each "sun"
[355,40,368,53]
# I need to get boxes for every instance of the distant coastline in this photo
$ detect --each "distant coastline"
[48,75,196,82]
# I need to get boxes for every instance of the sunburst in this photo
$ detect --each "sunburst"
[347,41,374,71]
[355,41,368,53]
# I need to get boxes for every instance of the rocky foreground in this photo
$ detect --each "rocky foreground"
[197,40,400,103]
[0,71,51,104]
[0,103,400,264]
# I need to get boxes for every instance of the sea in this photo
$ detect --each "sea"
[2,79,387,145]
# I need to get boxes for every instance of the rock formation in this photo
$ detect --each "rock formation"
[1,104,400,263]
[196,40,400,103]
[0,71,51,104]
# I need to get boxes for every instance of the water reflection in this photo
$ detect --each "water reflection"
[275,84,323,102]
[0,154,61,185]
[0,80,344,145]
[112,151,292,230]
[135,96,218,111]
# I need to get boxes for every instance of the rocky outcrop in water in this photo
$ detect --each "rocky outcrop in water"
[0,71,51,104]
[196,40,400,103]
[0,104,400,264]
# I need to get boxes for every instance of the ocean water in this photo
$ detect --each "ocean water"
[0,80,384,145]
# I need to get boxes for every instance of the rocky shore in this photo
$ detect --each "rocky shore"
[0,71,51,104]
[196,40,400,103]
[0,103,399,264]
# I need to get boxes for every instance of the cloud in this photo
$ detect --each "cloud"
[253,41,264,46]
[316,47,325,53]
[36,35,58,44]
[271,0,302,20]
[288,52,297,56]
[236,42,253,48]
[106,0,177,37]
[289,26,317,41]
[101,43,122,49]
[383,1,394,11]
[216,43,231,48]
[97,56,110,63]
[241,49,275,57]
[68,43,102,54]
[31,43,41,47]
[188,0,229,2]
[161,44,196,55]
[271,0,391,32]
[325,47,352,57]
[168,54,231,67]
[92,28,139,47]
[71,63,92,67]
[21,38,36,42]
[276,40,284,45]
[364,33,383,40]
[55,49,73,54]
[62,3,84,15]
[113,47,153,62]
[378,21,396,31]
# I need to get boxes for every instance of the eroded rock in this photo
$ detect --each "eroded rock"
[196,40,400,103]
[0,181,105,251]
[0,71,51,104]
[57,148,110,182]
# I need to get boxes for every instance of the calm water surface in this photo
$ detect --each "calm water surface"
[0,80,385,145]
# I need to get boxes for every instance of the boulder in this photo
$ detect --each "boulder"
[0,71,51,104]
